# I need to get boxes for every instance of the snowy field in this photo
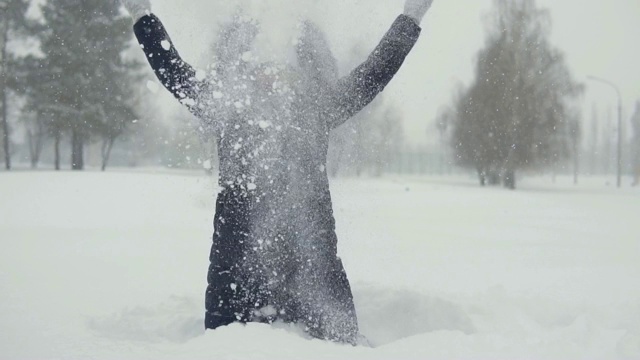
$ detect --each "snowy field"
[1,170,639,359]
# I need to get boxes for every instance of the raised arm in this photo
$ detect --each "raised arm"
[121,1,204,115]
[327,0,433,129]
[133,15,205,114]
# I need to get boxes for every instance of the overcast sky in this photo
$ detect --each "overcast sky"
[145,0,640,145]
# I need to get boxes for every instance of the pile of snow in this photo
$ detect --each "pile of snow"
[1,171,639,359]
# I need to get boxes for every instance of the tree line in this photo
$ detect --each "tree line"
[0,0,405,175]
[2,0,594,184]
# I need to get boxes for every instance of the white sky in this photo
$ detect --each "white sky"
[146,0,640,145]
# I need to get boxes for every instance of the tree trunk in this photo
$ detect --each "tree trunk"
[101,136,115,171]
[573,140,580,185]
[28,130,37,168]
[1,24,10,170]
[488,170,501,186]
[477,168,486,186]
[374,158,384,177]
[28,120,45,169]
[71,129,84,170]
[54,130,61,170]
[1,82,8,170]
[504,169,516,190]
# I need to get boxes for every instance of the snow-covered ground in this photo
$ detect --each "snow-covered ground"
[1,170,639,359]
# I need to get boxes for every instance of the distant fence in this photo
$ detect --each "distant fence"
[386,151,456,176]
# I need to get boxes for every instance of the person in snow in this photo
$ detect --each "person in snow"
[120,0,434,344]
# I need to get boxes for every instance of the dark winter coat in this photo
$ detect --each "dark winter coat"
[134,13,420,343]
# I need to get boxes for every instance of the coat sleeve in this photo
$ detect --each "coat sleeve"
[133,14,205,116]
[327,14,421,129]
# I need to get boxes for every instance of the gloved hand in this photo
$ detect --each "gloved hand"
[404,0,434,24]
[120,0,152,21]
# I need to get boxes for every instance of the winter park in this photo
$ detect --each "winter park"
[1,0,640,359]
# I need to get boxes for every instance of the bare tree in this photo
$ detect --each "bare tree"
[588,103,599,175]
[371,105,404,176]
[328,42,404,178]
[631,101,640,186]
[450,0,583,189]
[328,96,403,177]
[568,112,582,185]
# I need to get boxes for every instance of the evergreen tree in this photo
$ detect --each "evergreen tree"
[0,0,30,170]
[34,0,136,170]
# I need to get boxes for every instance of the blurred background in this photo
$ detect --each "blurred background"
[1,0,639,189]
